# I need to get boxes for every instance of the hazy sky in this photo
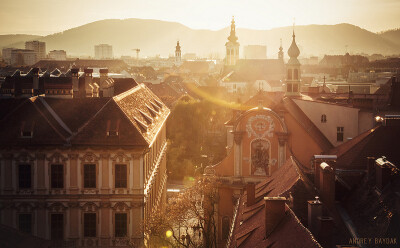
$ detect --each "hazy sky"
[0,0,399,35]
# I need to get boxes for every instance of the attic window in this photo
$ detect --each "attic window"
[107,119,120,136]
[139,110,153,125]
[20,121,34,138]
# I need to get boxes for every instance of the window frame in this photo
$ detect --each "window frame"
[115,164,127,189]
[50,213,64,240]
[114,213,128,238]
[51,164,64,189]
[83,212,97,238]
[83,164,97,189]
[18,163,32,189]
[18,213,32,234]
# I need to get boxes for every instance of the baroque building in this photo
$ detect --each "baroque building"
[0,74,169,247]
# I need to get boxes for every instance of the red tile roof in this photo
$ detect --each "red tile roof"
[229,157,321,248]
[328,125,400,169]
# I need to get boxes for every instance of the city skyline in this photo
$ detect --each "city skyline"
[0,0,399,35]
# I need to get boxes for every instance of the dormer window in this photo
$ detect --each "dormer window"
[106,119,120,136]
[154,99,163,109]
[146,104,158,117]
[139,110,153,125]
[150,102,160,113]
[134,117,148,132]
[20,121,34,138]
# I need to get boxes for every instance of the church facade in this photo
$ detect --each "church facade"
[207,32,335,247]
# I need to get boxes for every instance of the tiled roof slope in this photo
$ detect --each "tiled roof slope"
[229,158,321,248]
[0,84,169,148]
[113,84,170,146]
[329,125,400,169]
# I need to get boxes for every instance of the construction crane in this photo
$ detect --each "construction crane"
[132,48,140,66]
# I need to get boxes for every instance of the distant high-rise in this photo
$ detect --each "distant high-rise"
[25,40,46,62]
[225,17,240,66]
[48,50,67,61]
[175,41,182,65]
[94,44,113,59]
[243,45,267,59]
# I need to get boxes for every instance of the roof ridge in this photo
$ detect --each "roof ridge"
[38,97,72,135]
[31,101,67,142]
[68,98,113,142]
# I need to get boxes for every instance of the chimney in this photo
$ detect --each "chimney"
[32,68,39,95]
[319,162,335,207]
[246,182,255,207]
[313,155,337,190]
[375,157,392,192]
[71,68,79,97]
[264,197,286,237]
[308,196,322,235]
[317,216,334,247]
[99,68,109,85]
[367,157,375,181]
[84,68,93,97]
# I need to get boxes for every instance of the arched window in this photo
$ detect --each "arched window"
[294,69,299,80]
[222,216,230,239]
[287,69,292,80]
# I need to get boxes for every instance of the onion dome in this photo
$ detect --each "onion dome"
[288,31,300,58]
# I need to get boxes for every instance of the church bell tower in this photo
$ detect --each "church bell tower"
[225,17,240,66]
[285,30,301,96]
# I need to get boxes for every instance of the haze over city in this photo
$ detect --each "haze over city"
[0,1,399,248]
[1,0,400,35]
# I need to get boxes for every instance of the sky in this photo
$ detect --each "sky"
[0,0,399,35]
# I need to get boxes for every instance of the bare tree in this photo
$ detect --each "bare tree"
[146,176,219,248]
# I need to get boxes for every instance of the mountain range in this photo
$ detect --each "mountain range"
[0,18,399,58]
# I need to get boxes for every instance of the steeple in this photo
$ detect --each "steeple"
[285,27,301,97]
[278,38,284,61]
[228,16,238,43]
[287,31,300,63]
[175,40,182,65]
[225,16,240,66]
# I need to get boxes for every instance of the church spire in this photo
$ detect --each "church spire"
[285,26,301,97]
[228,16,238,43]
[175,40,182,65]
[278,38,284,61]
[225,16,240,66]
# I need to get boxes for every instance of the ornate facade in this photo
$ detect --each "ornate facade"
[205,90,334,246]
[0,83,169,247]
